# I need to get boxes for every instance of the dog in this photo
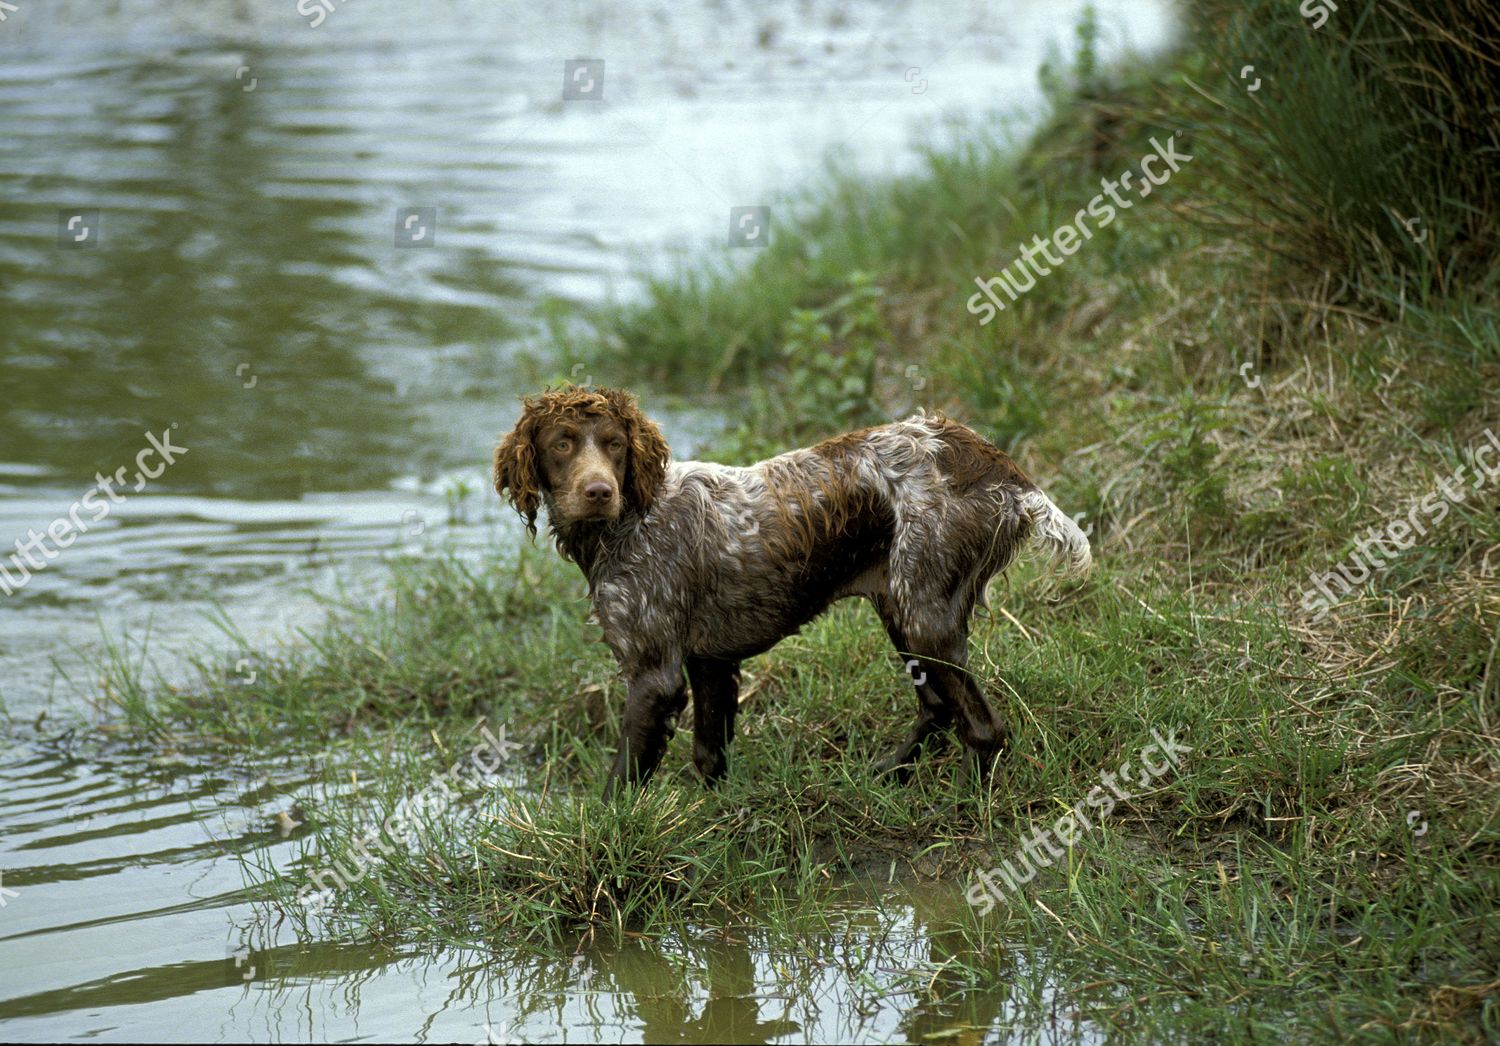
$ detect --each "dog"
[493,385,1091,797]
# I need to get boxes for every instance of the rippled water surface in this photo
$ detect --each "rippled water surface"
[0,1,1169,1039]
[2,737,1086,1041]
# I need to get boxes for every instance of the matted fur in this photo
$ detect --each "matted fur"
[493,386,1092,795]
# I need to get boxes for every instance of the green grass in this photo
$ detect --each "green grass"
[74,2,1500,1040]
[103,524,1497,1037]
[1178,0,1500,311]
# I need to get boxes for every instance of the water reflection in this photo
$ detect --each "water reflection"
[603,939,801,1043]
[0,737,1091,1041]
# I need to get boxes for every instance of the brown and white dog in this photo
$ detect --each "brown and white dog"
[493,386,1091,797]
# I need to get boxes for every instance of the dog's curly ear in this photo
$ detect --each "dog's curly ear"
[603,388,669,515]
[493,402,542,536]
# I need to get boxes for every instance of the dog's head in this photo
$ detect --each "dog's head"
[493,386,669,534]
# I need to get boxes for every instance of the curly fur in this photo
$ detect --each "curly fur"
[493,386,668,538]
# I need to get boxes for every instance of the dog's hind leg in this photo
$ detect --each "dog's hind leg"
[934,642,1007,781]
[873,597,956,782]
[892,591,1008,782]
[685,656,740,786]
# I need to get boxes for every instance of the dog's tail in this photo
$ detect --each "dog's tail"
[1019,488,1093,578]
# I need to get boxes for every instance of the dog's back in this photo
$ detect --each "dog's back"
[590,415,1083,663]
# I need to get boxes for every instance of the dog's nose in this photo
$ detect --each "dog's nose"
[583,482,614,503]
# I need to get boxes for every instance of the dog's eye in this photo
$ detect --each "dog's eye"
[554,439,572,453]
[608,439,625,452]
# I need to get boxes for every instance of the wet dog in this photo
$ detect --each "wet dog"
[493,386,1092,796]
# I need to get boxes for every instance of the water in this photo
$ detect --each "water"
[0,0,1170,1039]
[1,740,1083,1041]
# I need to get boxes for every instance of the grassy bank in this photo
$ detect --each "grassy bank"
[92,1,1498,1040]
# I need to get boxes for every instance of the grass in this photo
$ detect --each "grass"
[1177,0,1500,309]
[69,1,1500,1041]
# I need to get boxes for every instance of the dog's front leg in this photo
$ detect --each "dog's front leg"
[603,661,687,799]
[685,656,740,786]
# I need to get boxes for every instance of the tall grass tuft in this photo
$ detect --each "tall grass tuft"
[1179,0,1500,313]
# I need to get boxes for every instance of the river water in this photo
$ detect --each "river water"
[0,1,1171,1040]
